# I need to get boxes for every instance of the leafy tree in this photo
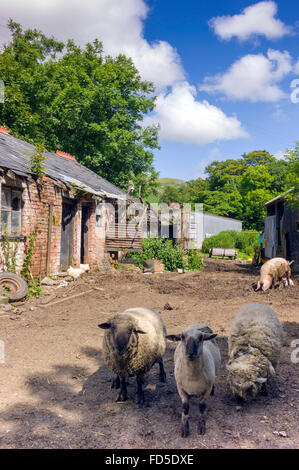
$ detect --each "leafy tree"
[240,165,274,194]
[0,21,159,192]
[204,159,245,191]
[242,189,273,231]
[241,150,275,167]
[284,142,299,206]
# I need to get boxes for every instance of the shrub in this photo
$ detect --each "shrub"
[130,238,203,272]
[201,231,235,253]
[186,249,203,271]
[201,230,259,257]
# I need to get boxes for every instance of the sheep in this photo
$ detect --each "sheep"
[98,307,167,405]
[166,324,221,437]
[255,257,294,292]
[227,303,283,401]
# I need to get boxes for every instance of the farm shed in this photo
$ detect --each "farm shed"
[187,211,242,249]
[158,206,242,249]
[264,188,299,268]
[0,127,142,277]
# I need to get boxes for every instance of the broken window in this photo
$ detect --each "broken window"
[0,187,22,235]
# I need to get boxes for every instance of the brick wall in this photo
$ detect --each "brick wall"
[0,173,107,277]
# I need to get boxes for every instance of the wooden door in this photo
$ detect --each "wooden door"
[81,205,89,264]
[60,201,75,271]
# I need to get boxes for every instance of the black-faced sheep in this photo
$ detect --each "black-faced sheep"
[98,307,166,405]
[166,324,221,437]
[227,303,283,401]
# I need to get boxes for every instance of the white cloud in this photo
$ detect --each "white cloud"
[1,0,248,146]
[0,0,184,91]
[199,49,292,102]
[273,150,287,160]
[209,1,292,41]
[294,60,299,75]
[143,82,248,145]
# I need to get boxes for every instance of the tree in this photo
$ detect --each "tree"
[204,159,245,191]
[241,150,275,167]
[242,189,273,231]
[284,142,299,207]
[0,21,159,192]
[240,165,274,194]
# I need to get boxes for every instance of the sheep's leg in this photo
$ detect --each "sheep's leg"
[198,401,207,435]
[111,375,120,389]
[286,268,294,287]
[261,382,268,396]
[210,385,215,396]
[116,377,127,402]
[180,391,190,438]
[136,375,144,406]
[158,359,166,383]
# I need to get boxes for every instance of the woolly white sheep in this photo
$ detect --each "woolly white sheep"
[227,303,283,401]
[98,307,166,405]
[167,324,221,437]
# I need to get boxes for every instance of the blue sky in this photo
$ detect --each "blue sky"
[1,1,299,180]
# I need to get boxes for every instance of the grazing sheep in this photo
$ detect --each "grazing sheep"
[166,324,221,437]
[227,303,283,401]
[98,307,166,405]
[256,257,294,292]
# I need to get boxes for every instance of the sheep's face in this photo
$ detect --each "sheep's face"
[167,329,217,361]
[227,357,267,401]
[98,318,146,356]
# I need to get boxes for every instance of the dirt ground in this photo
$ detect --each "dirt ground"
[0,258,298,449]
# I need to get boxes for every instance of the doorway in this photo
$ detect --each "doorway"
[60,200,75,271]
[81,205,90,264]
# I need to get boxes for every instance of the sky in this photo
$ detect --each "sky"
[0,0,298,180]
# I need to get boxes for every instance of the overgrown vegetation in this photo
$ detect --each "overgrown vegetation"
[28,142,46,179]
[0,224,18,273]
[130,238,202,272]
[26,279,42,298]
[20,224,39,282]
[201,230,259,257]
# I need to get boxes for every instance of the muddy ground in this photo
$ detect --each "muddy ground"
[0,258,298,449]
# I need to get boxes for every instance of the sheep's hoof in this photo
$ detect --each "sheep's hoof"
[116,392,127,402]
[181,422,189,438]
[198,420,206,435]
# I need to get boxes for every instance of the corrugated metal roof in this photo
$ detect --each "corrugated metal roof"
[0,132,127,199]
[265,187,295,206]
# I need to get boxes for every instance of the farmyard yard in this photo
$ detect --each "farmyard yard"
[0,259,298,449]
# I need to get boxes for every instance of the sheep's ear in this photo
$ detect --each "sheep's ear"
[98,322,111,329]
[203,333,217,341]
[166,334,182,342]
[135,328,146,335]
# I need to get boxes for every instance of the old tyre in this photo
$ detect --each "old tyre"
[0,273,28,301]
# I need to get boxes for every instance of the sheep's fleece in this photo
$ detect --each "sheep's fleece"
[227,303,283,400]
[102,307,166,378]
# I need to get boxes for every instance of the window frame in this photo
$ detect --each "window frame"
[0,185,22,236]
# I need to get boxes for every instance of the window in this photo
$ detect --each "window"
[0,187,22,235]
